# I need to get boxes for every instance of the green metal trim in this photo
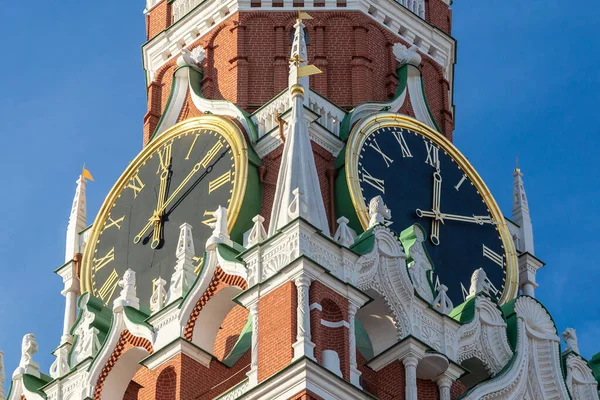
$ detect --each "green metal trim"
[355,318,374,361]
[216,243,246,265]
[334,165,363,234]
[123,306,153,329]
[448,296,477,324]
[222,315,252,367]
[350,227,376,255]
[23,373,52,399]
[589,352,600,386]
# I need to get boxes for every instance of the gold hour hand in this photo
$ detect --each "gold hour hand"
[150,144,172,249]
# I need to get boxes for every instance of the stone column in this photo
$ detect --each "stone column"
[58,261,81,344]
[348,303,361,387]
[247,303,259,386]
[293,276,315,360]
[436,376,452,400]
[403,356,419,400]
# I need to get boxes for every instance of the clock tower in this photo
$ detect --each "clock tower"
[3,1,600,400]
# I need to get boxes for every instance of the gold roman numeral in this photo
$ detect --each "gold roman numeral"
[201,210,217,227]
[126,173,145,198]
[193,256,204,275]
[98,269,119,303]
[93,248,115,272]
[156,143,172,173]
[361,167,385,194]
[105,215,125,231]
[200,141,224,168]
[208,170,232,193]
[185,133,200,160]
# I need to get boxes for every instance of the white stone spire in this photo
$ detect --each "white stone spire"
[269,14,329,236]
[512,162,534,254]
[0,350,5,400]
[65,169,92,262]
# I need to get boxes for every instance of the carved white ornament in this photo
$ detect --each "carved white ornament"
[334,217,355,248]
[406,225,434,303]
[71,294,102,365]
[562,327,580,354]
[170,223,197,301]
[393,43,422,67]
[150,277,167,312]
[247,215,267,247]
[49,346,70,379]
[433,284,453,315]
[368,196,391,228]
[113,269,140,310]
[565,353,600,400]
[469,268,492,297]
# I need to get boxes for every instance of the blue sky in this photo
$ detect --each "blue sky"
[0,0,599,382]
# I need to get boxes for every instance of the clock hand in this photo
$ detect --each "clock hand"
[430,170,442,246]
[416,209,494,225]
[133,148,229,244]
[150,146,172,249]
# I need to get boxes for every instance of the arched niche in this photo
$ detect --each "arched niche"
[356,289,398,357]
[192,285,243,354]
[101,347,150,400]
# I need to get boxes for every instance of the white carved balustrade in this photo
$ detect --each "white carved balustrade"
[308,94,345,137]
[172,0,203,21]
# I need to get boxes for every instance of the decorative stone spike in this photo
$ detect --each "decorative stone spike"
[13,334,40,379]
[150,277,167,312]
[433,284,453,315]
[368,196,391,228]
[562,328,580,354]
[169,223,198,302]
[334,217,355,248]
[287,188,308,220]
[65,175,88,262]
[247,215,267,247]
[0,350,5,400]
[49,346,69,379]
[113,269,140,311]
[512,164,535,254]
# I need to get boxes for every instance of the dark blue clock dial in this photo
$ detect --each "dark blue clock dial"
[357,126,507,305]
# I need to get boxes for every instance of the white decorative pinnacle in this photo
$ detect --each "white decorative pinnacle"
[13,334,40,379]
[368,196,391,228]
[334,217,355,248]
[468,268,492,298]
[150,277,167,312]
[392,43,422,67]
[247,215,267,247]
[562,328,580,354]
[512,164,535,254]
[433,284,453,315]
[0,350,5,400]
[169,223,197,302]
[65,174,88,262]
[206,206,231,248]
[113,269,140,311]
[49,346,69,379]
[268,42,330,236]
[289,17,309,93]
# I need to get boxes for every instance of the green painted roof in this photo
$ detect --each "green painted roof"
[448,296,476,324]
[350,227,376,255]
[589,352,600,386]
[23,373,52,399]
[355,318,374,361]
[222,315,252,367]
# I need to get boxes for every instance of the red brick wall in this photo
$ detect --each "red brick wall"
[289,390,326,400]
[425,0,452,34]
[155,367,177,400]
[213,305,250,360]
[143,11,454,143]
[257,281,296,382]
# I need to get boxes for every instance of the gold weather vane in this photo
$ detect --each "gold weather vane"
[82,164,94,182]
[290,9,322,84]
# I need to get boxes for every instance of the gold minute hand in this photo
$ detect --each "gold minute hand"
[134,161,203,244]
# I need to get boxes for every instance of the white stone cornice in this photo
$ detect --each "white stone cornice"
[140,338,212,370]
[142,2,455,89]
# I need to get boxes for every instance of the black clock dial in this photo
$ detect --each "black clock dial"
[88,127,240,308]
[348,123,515,306]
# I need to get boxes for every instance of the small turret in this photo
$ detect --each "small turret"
[65,168,93,262]
[512,161,534,254]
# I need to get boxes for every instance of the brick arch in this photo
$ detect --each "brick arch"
[184,268,248,341]
[239,11,279,26]
[320,298,344,322]
[312,11,363,27]
[156,366,177,400]
[93,330,154,400]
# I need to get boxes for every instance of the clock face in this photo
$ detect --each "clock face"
[82,117,250,308]
[343,115,517,305]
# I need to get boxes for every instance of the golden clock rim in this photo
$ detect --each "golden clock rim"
[344,113,519,305]
[81,116,250,296]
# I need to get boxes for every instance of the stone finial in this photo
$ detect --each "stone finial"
[176,223,195,264]
[368,196,391,228]
[49,346,69,379]
[512,164,534,254]
[177,47,205,69]
[334,217,355,248]
[211,206,230,242]
[469,268,492,297]
[247,215,267,247]
[392,43,422,67]
[0,350,5,399]
[13,334,40,379]
[562,328,580,354]
[66,175,88,263]
[433,284,453,315]
[150,277,167,313]
[113,269,140,311]
[170,224,198,302]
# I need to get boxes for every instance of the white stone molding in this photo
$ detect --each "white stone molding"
[512,166,535,254]
[432,284,453,315]
[307,91,345,137]
[253,92,291,139]
[393,43,422,67]
[562,327,580,354]
[113,269,140,311]
[293,275,316,360]
[519,252,544,298]
[247,215,267,247]
[178,249,219,328]
[13,334,40,379]
[65,175,88,263]
[42,365,91,400]
[150,277,168,313]
[454,296,513,375]
[142,0,455,92]
[436,376,452,400]
[405,63,438,130]
[142,338,212,370]
[461,296,570,400]
[0,350,5,400]
[55,259,81,346]
[247,304,259,386]
[217,380,250,400]
[367,196,391,228]
[322,350,343,377]
[168,223,197,302]
[348,303,362,387]
[565,352,600,400]
[333,217,356,248]
[403,355,419,400]
[70,294,103,366]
